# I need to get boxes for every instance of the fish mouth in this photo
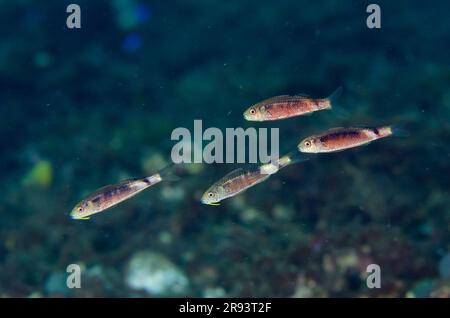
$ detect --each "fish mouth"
[201,198,221,206]
[298,147,313,153]
[243,113,262,122]
[71,215,91,220]
[70,211,90,220]
[297,144,309,153]
[243,110,257,121]
[205,201,221,206]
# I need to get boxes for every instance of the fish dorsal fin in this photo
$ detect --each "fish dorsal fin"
[257,95,299,105]
[85,177,144,199]
[327,126,345,131]
[217,166,261,185]
[348,124,373,129]
[294,93,310,98]
[319,127,365,138]
[323,127,348,133]
[219,168,246,183]
[87,183,118,198]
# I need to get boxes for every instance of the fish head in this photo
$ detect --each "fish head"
[243,106,258,121]
[243,104,269,121]
[201,185,225,206]
[70,200,96,220]
[298,137,318,153]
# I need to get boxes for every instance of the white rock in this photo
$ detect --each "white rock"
[203,287,227,298]
[125,251,189,296]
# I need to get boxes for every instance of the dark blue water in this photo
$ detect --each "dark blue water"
[0,0,449,297]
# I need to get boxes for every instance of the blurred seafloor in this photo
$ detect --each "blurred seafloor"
[0,0,449,297]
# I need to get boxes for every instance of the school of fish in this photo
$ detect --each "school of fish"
[71,87,403,217]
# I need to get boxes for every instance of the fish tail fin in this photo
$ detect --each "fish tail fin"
[276,154,293,168]
[327,86,343,105]
[147,163,181,183]
[280,150,312,165]
[389,124,410,138]
[159,163,182,182]
[327,86,348,118]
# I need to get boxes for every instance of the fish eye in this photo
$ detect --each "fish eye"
[77,207,83,212]
[208,192,214,197]
[249,109,256,115]
[304,141,311,147]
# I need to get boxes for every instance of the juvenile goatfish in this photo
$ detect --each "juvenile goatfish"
[298,126,402,153]
[243,87,342,121]
[70,172,167,220]
[201,152,308,205]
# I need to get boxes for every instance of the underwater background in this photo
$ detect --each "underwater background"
[0,0,449,297]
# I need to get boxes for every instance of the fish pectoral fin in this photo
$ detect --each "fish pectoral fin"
[78,216,91,220]
[208,202,221,206]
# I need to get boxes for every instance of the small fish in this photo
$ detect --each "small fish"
[70,163,181,220]
[201,152,307,205]
[298,126,401,153]
[70,174,163,220]
[243,87,342,121]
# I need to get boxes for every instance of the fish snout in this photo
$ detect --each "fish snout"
[200,194,212,205]
[70,208,81,220]
[70,209,91,220]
